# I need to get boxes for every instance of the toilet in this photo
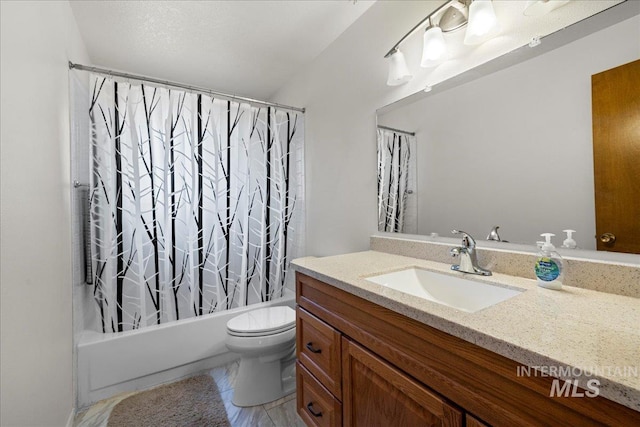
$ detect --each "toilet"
[225,306,297,407]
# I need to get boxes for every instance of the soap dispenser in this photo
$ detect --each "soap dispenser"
[534,233,564,290]
[562,229,577,249]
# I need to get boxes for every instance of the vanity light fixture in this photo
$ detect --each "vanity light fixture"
[421,18,448,67]
[385,0,500,86]
[384,0,569,86]
[387,48,413,86]
[464,0,500,45]
[523,0,570,17]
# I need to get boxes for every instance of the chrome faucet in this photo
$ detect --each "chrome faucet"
[450,230,491,276]
[486,225,508,242]
[486,225,501,241]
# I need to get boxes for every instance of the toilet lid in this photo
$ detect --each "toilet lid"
[227,306,296,336]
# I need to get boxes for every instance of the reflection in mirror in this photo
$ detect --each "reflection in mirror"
[377,126,417,234]
[376,1,639,254]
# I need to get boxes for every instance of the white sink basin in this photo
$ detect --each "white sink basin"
[365,268,523,313]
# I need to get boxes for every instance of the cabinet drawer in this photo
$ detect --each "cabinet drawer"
[297,307,342,398]
[297,362,342,427]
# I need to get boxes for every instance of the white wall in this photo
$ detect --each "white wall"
[271,1,442,256]
[0,1,89,425]
[379,16,640,249]
[271,1,637,256]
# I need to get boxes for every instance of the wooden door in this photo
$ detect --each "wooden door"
[341,337,462,427]
[592,59,640,254]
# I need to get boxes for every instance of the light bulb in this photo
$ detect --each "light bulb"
[464,0,500,45]
[386,49,412,86]
[421,26,448,68]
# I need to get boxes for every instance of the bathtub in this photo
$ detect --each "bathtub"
[76,289,296,408]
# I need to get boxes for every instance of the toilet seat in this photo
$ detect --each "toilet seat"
[227,306,295,337]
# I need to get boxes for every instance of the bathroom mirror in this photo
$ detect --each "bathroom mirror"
[376,1,640,253]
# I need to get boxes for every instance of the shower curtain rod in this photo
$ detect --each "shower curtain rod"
[69,62,305,113]
[377,125,415,136]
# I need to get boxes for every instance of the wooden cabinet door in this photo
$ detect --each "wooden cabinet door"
[592,59,640,254]
[342,338,462,427]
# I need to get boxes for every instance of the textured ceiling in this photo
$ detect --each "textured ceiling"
[70,0,375,101]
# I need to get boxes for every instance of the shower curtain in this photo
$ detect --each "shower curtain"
[88,75,304,332]
[377,128,415,233]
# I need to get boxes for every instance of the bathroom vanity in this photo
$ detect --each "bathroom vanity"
[293,251,640,426]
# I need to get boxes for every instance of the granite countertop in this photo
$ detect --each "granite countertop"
[291,250,640,412]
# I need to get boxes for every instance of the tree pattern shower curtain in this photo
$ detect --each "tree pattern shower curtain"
[377,128,414,233]
[89,75,304,332]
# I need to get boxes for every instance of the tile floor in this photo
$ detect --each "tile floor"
[73,360,305,427]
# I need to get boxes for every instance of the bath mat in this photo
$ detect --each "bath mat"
[107,375,231,427]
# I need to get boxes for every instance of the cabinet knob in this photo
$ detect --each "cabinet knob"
[306,342,322,354]
[307,402,323,417]
[599,233,616,244]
